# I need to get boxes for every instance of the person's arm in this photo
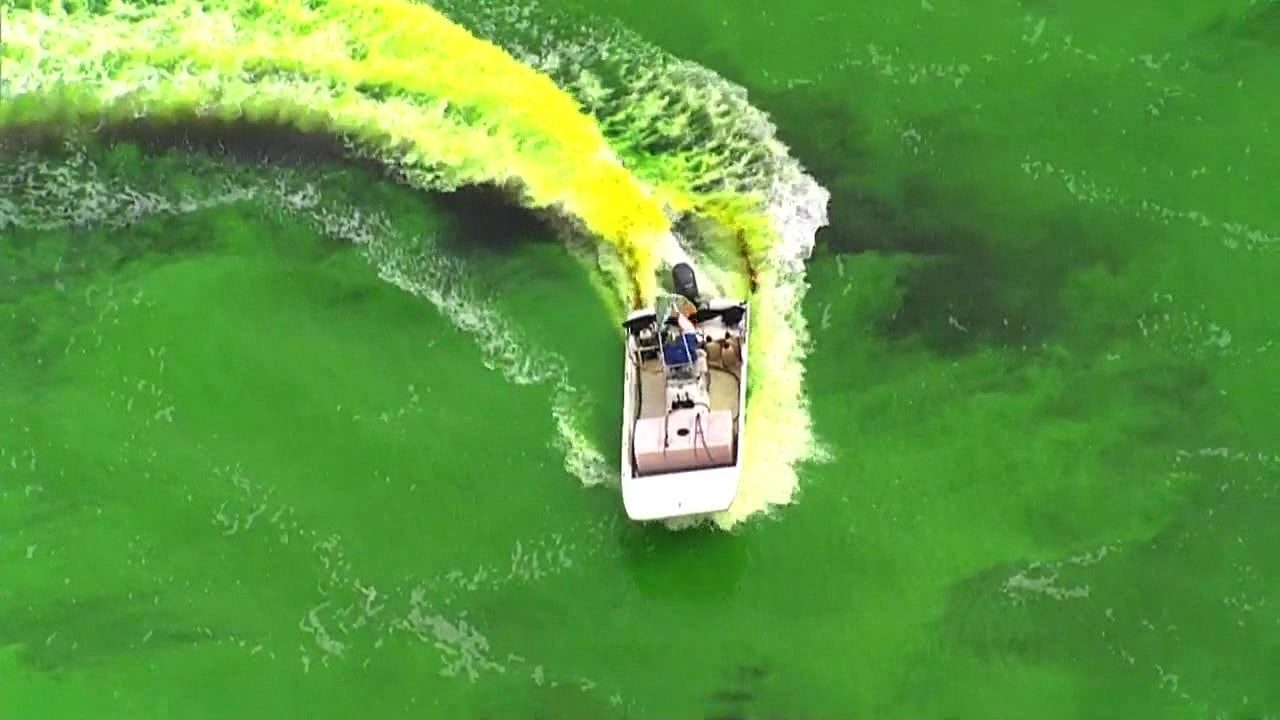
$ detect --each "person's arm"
[676,313,696,333]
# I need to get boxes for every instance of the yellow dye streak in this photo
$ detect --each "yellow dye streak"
[1,0,676,306]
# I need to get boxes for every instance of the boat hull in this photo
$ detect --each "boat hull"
[621,465,741,521]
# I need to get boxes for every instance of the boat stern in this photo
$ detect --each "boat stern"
[621,465,739,521]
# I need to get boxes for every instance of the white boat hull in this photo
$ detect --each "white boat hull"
[621,465,741,521]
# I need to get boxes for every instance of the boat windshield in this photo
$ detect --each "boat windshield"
[657,292,692,320]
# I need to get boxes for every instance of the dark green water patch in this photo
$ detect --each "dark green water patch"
[931,444,1280,717]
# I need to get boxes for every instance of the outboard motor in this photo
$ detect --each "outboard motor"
[671,262,700,304]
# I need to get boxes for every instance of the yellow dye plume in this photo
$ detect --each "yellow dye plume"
[1,0,674,306]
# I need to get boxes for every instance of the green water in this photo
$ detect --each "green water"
[3,0,1278,718]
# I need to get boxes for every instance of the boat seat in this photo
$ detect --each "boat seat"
[704,339,723,365]
[719,338,741,372]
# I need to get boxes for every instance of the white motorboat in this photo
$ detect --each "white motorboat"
[620,263,749,521]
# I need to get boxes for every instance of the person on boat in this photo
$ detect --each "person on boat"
[661,304,701,368]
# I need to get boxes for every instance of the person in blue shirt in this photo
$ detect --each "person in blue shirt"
[662,306,701,367]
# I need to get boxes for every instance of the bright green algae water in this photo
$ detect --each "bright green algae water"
[3,0,1280,719]
[1,0,830,529]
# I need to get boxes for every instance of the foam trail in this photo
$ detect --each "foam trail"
[0,144,257,230]
[0,146,618,492]
[305,206,619,490]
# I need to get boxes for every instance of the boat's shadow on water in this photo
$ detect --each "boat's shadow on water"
[613,521,795,720]
[614,518,749,604]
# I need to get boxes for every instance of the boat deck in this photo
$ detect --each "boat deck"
[634,314,744,423]
[637,358,740,420]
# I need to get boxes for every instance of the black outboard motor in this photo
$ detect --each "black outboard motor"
[671,262,699,304]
